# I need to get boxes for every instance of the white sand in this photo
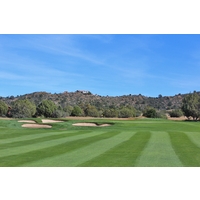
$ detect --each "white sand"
[72,123,111,127]
[22,124,52,128]
[18,120,36,123]
[99,124,111,127]
[42,119,64,123]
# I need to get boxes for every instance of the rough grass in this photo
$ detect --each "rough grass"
[1,118,200,166]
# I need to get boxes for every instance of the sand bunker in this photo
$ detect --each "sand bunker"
[18,120,36,123]
[73,123,111,127]
[22,124,52,128]
[42,119,64,123]
[19,119,64,128]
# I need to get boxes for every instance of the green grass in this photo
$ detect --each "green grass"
[79,131,151,167]
[1,118,200,166]
[135,131,183,167]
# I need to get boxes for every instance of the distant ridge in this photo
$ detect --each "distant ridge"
[1,90,200,110]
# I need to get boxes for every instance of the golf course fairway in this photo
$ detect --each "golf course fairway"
[0,118,200,167]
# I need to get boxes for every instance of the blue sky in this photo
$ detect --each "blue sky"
[1,34,200,97]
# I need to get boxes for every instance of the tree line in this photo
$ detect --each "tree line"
[142,92,200,120]
[0,99,141,118]
[0,91,200,120]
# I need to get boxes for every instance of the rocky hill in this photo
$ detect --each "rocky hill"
[1,90,199,111]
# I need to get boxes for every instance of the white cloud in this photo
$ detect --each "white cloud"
[22,35,105,66]
[0,71,27,80]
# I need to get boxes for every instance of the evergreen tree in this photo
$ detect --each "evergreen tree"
[181,92,200,120]
[63,105,73,116]
[84,104,99,117]
[12,99,36,118]
[0,100,8,116]
[168,109,183,118]
[71,105,84,116]
[103,108,118,118]
[118,107,135,118]
[36,100,57,118]
[143,107,157,118]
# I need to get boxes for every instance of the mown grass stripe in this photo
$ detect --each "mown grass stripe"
[23,131,135,167]
[0,130,106,158]
[185,132,200,148]
[135,131,183,167]
[0,129,51,139]
[0,130,86,145]
[0,131,93,150]
[79,131,150,167]
[169,131,200,166]
[0,131,120,167]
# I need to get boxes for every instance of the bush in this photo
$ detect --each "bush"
[156,111,167,119]
[63,105,73,116]
[118,107,134,118]
[181,92,200,120]
[143,107,157,118]
[71,105,84,116]
[143,107,166,118]
[11,99,36,118]
[52,110,67,118]
[135,110,142,117]
[103,108,118,118]
[0,100,8,117]
[84,105,99,117]
[168,109,183,118]
[36,100,57,118]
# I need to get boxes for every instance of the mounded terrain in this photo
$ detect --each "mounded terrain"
[1,90,192,111]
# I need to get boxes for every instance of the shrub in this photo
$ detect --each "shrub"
[103,108,118,118]
[52,110,67,118]
[63,105,73,116]
[71,105,84,116]
[169,109,183,118]
[143,107,166,118]
[118,107,134,118]
[156,111,167,119]
[36,100,57,118]
[84,105,99,117]
[11,99,36,118]
[0,100,8,117]
[143,107,157,118]
[135,110,142,117]
[181,92,200,120]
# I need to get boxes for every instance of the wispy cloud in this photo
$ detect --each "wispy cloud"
[1,34,200,97]
[22,35,105,66]
[0,71,26,80]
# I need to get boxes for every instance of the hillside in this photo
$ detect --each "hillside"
[1,90,198,111]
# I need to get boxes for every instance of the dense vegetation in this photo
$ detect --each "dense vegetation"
[168,109,183,118]
[0,90,200,119]
[181,92,200,120]
[0,100,8,116]
[11,99,36,118]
